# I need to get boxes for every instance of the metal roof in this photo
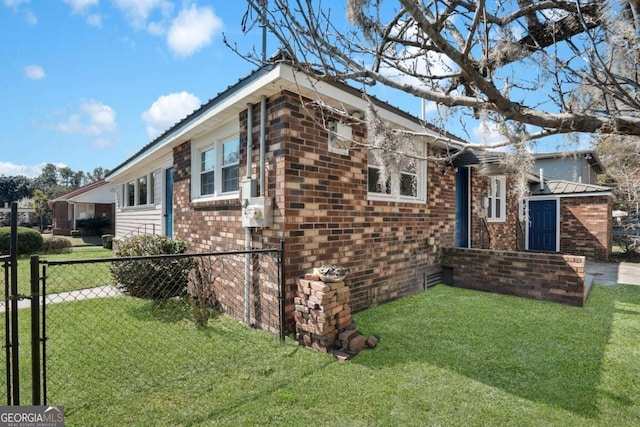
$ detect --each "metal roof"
[529,179,611,196]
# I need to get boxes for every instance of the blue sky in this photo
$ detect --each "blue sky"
[1,0,586,179]
[1,0,269,177]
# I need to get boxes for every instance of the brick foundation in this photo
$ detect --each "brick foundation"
[441,247,590,306]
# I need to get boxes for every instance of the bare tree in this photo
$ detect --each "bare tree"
[238,0,639,149]
[598,135,640,215]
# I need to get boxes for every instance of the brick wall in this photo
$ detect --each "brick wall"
[560,196,612,262]
[273,90,455,327]
[441,247,590,306]
[51,201,71,234]
[172,90,457,332]
[468,167,611,261]
[469,169,522,251]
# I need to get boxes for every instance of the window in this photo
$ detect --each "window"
[222,138,240,193]
[124,173,154,207]
[487,175,506,222]
[200,147,215,195]
[192,123,240,200]
[367,150,425,202]
[127,181,135,207]
[138,176,147,205]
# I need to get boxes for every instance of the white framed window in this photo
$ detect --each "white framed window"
[192,122,240,201]
[138,176,148,205]
[367,148,426,203]
[487,175,506,222]
[123,172,155,208]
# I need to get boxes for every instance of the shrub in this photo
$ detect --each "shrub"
[110,234,194,300]
[41,237,73,254]
[188,257,223,327]
[0,226,44,255]
[78,216,111,236]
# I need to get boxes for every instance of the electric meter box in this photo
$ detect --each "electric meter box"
[242,196,273,228]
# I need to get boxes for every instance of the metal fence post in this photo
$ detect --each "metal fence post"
[279,239,285,342]
[30,255,41,405]
[9,202,19,405]
[4,257,11,404]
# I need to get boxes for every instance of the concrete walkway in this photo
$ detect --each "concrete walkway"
[586,261,640,286]
[0,285,121,312]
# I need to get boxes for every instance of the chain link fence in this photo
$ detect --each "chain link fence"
[39,248,283,407]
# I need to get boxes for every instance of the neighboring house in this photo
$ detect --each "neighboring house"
[532,150,604,184]
[454,149,613,261]
[49,179,115,235]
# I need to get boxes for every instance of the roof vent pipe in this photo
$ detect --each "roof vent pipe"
[539,168,544,191]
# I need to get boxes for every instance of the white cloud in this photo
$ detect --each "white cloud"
[86,13,102,27]
[0,162,66,178]
[62,0,98,14]
[54,99,117,137]
[472,120,506,147]
[3,0,29,8]
[147,21,165,36]
[24,64,45,80]
[167,4,222,57]
[24,10,37,25]
[112,0,173,29]
[141,91,200,139]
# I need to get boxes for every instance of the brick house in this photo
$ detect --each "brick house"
[49,179,115,235]
[105,60,612,330]
[106,61,467,326]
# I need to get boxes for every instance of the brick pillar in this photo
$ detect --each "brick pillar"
[294,277,351,352]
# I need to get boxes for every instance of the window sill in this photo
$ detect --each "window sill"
[486,218,506,223]
[190,194,240,210]
[120,204,157,212]
[191,193,239,204]
[367,193,427,205]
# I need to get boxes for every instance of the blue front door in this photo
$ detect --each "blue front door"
[528,200,557,252]
[165,168,174,237]
[455,167,469,247]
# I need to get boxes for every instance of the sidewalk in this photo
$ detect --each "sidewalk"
[586,261,640,286]
[0,285,121,312]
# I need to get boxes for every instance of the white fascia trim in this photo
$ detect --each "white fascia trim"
[277,66,463,146]
[528,191,612,199]
[109,153,173,184]
[108,68,284,182]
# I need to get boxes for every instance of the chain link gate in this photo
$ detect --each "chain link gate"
[1,202,44,406]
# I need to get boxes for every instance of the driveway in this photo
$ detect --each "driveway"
[586,261,640,286]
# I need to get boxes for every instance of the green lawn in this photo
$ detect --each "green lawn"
[42,234,104,247]
[11,247,114,295]
[2,284,639,426]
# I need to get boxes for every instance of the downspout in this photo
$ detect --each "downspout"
[244,103,254,326]
[260,95,266,197]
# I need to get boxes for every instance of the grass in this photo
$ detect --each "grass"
[42,234,104,247]
[10,247,114,295]
[2,284,639,426]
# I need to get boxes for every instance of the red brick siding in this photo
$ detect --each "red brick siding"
[560,196,612,262]
[441,247,589,306]
[273,90,455,321]
[469,169,521,251]
[172,90,457,331]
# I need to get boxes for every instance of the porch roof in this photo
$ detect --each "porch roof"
[529,179,612,196]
